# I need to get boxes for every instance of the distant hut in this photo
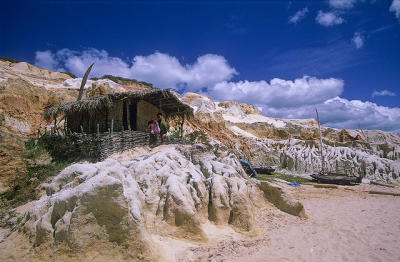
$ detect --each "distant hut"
[44,88,193,133]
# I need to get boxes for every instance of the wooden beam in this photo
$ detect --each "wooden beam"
[126,100,131,131]
[111,104,114,134]
[180,113,185,138]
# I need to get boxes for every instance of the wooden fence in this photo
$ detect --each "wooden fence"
[41,130,192,162]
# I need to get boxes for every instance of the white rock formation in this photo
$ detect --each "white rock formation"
[182,93,400,182]
[0,144,304,261]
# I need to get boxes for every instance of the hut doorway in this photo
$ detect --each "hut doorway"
[123,101,137,130]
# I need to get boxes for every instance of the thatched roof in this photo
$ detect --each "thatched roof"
[45,88,193,120]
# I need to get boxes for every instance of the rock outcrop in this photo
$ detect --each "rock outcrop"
[181,93,400,182]
[0,144,304,261]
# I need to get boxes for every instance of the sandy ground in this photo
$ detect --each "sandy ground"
[177,183,400,262]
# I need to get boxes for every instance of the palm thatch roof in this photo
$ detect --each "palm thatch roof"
[44,88,193,120]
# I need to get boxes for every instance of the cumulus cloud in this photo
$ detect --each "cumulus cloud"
[33,48,400,133]
[209,76,344,108]
[329,0,357,9]
[34,50,62,72]
[209,76,399,132]
[129,53,237,92]
[261,97,400,133]
[352,32,364,49]
[390,0,400,19]
[316,11,344,26]
[372,90,397,97]
[34,49,237,92]
[288,8,309,24]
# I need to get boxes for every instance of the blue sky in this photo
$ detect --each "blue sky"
[1,0,400,132]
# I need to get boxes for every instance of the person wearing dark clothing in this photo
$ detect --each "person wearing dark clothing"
[156,113,169,144]
[147,120,158,146]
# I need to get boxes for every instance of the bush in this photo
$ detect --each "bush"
[187,131,210,144]
[0,56,19,63]
[62,72,77,78]
[91,75,154,88]
[172,128,182,138]
[0,138,72,209]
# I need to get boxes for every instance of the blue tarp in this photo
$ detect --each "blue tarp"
[239,159,258,177]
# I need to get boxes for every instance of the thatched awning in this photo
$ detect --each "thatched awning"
[44,88,193,120]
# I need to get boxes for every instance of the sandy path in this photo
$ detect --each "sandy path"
[182,185,400,262]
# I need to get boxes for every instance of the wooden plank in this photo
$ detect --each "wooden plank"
[126,100,131,131]
[370,181,396,188]
[368,191,400,197]
[313,184,338,189]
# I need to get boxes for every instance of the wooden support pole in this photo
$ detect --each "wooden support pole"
[97,124,100,135]
[111,104,114,134]
[80,125,84,134]
[64,118,67,135]
[127,100,131,131]
[180,113,185,138]
[54,117,57,135]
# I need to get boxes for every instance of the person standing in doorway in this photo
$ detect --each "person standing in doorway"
[157,112,169,145]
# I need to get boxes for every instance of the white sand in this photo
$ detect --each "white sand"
[181,184,400,262]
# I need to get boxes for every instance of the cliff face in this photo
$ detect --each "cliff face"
[1,60,399,189]
[1,60,399,261]
[181,93,400,182]
[0,60,151,189]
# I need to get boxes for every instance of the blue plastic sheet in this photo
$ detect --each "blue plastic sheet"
[239,159,258,177]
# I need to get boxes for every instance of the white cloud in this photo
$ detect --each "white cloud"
[34,50,62,72]
[33,48,400,133]
[129,52,237,92]
[34,49,237,92]
[372,90,397,97]
[209,76,400,132]
[390,0,400,19]
[261,97,400,133]
[288,8,309,24]
[209,76,344,108]
[316,10,345,26]
[329,0,357,9]
[352,32,364,48]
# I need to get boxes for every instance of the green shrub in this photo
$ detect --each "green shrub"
[91,75,154,88]
[0,56,19,63]
[172,128,182,138]
[62,72,77,78]
[0,138,72,209]
[187,131,210,144]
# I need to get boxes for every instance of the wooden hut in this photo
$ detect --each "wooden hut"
[44,88,193,133]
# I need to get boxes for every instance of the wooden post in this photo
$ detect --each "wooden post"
[315,108,325,172]
[54,116,57,135]
[97,124,100,135]
[80,125,84,134]
[126,100,131,131]
[180,113,185,138]
[111,104,114,134]
[63,118,66,135]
